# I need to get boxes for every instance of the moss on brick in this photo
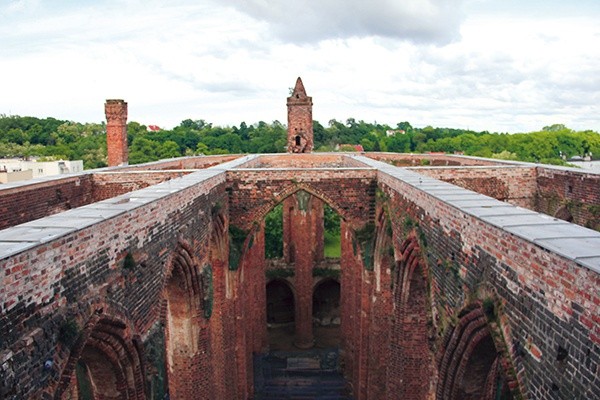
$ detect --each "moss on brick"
[266,268,294,280]
[202,264,214,319]
[229,225,248,271]
[355,223,375,270]
[58,318,80,347]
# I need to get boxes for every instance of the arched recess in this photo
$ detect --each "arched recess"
[211,205,228,263]
[389,232,433,399]
[312,279,341,326]
[373,208,393,292]
[230,184,360,273]
[554,205,574,223]
[437,306,516,400]
[54,308,145,400]
[162,242,204,398]
[266,279,295,325]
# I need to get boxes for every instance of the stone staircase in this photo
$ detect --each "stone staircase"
[254,348,353,400]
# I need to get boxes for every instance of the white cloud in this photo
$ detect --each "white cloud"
[0,0,598,133]
[221,0,464,44]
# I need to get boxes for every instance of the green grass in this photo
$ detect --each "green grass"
[324,232,341,258]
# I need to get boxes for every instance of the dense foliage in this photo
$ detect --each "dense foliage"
[1,114,599,169]
[265,204,283,259]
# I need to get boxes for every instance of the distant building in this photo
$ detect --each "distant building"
[386,129,405,136]
[0,169,33,184]
[0,158,83,183]
[147,125,161,132]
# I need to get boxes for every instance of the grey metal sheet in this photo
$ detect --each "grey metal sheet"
[483,214,567,228]
[506,224,599,241]
[0,226,74,243]
[0,241,36,259]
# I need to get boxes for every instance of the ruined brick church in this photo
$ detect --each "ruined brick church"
[0,78,599,399]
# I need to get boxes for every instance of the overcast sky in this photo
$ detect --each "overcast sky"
[1,0,599,133]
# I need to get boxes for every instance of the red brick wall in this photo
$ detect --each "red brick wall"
[388,234,434,399]
[365,152,507,167]
[2,153,599,399]
[377,167,600,399]
[227,168,377,231]
[0,172,196,230]
[242,153,365,168]
[0,175,94,229]
[535,167,600,229]
[412,166,538,208]
[120,154,242,171]
[91,171,192,201]
[0,171,231,398]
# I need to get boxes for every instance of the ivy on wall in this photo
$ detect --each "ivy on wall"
[145,324,167,399]
[312,267,341,279]
[266,268,294,280]
[354,223,375,270]
[58,318,80,347]
[201,264,213,319]
[228,225,247,271]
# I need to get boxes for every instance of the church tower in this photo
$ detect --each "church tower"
[287,77,313,153]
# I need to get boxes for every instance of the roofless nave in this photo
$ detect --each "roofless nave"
[0,78,599,399]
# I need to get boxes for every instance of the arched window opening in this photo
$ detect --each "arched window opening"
[265,203,283,259]
[295,135,301,146]
[75,360,94,400]
[437,307,517,400]
[266,280,295,324]
[323,203,341,258]
[55,316,145,400]
[458,335,498,399]
[312,279,341,348]
[77,346,122,399]
[555,205,574,223]
[266,279,295,350]
[312,279,340,326]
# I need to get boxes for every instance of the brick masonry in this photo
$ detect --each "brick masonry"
[105,99,129,167]
[0,171,192,230]
[0,153,598,399]
[287,77,314,153]
[412,166,538,208]
[535,167,600,230]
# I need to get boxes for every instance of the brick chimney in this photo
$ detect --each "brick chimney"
[105,99,128,166]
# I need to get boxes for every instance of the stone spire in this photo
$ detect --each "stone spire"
[287,77,313,153]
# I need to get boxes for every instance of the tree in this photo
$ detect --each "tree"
[157,140,181,159]
[265,204,283,258]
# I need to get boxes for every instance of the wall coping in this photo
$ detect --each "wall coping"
[353,155,600,274]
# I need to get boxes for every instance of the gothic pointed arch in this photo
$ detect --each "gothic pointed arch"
[211,203,229,262]
[436,304,520,400]
[251,184,352,231]
[53,303,145,400]
[162,241,212,398]
[372,207,393,290]
[389,231,434,399]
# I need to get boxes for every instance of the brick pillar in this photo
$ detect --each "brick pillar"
[287,191,316,348]
[105,99,128,166]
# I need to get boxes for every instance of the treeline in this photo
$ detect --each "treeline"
[1,114,599,169]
